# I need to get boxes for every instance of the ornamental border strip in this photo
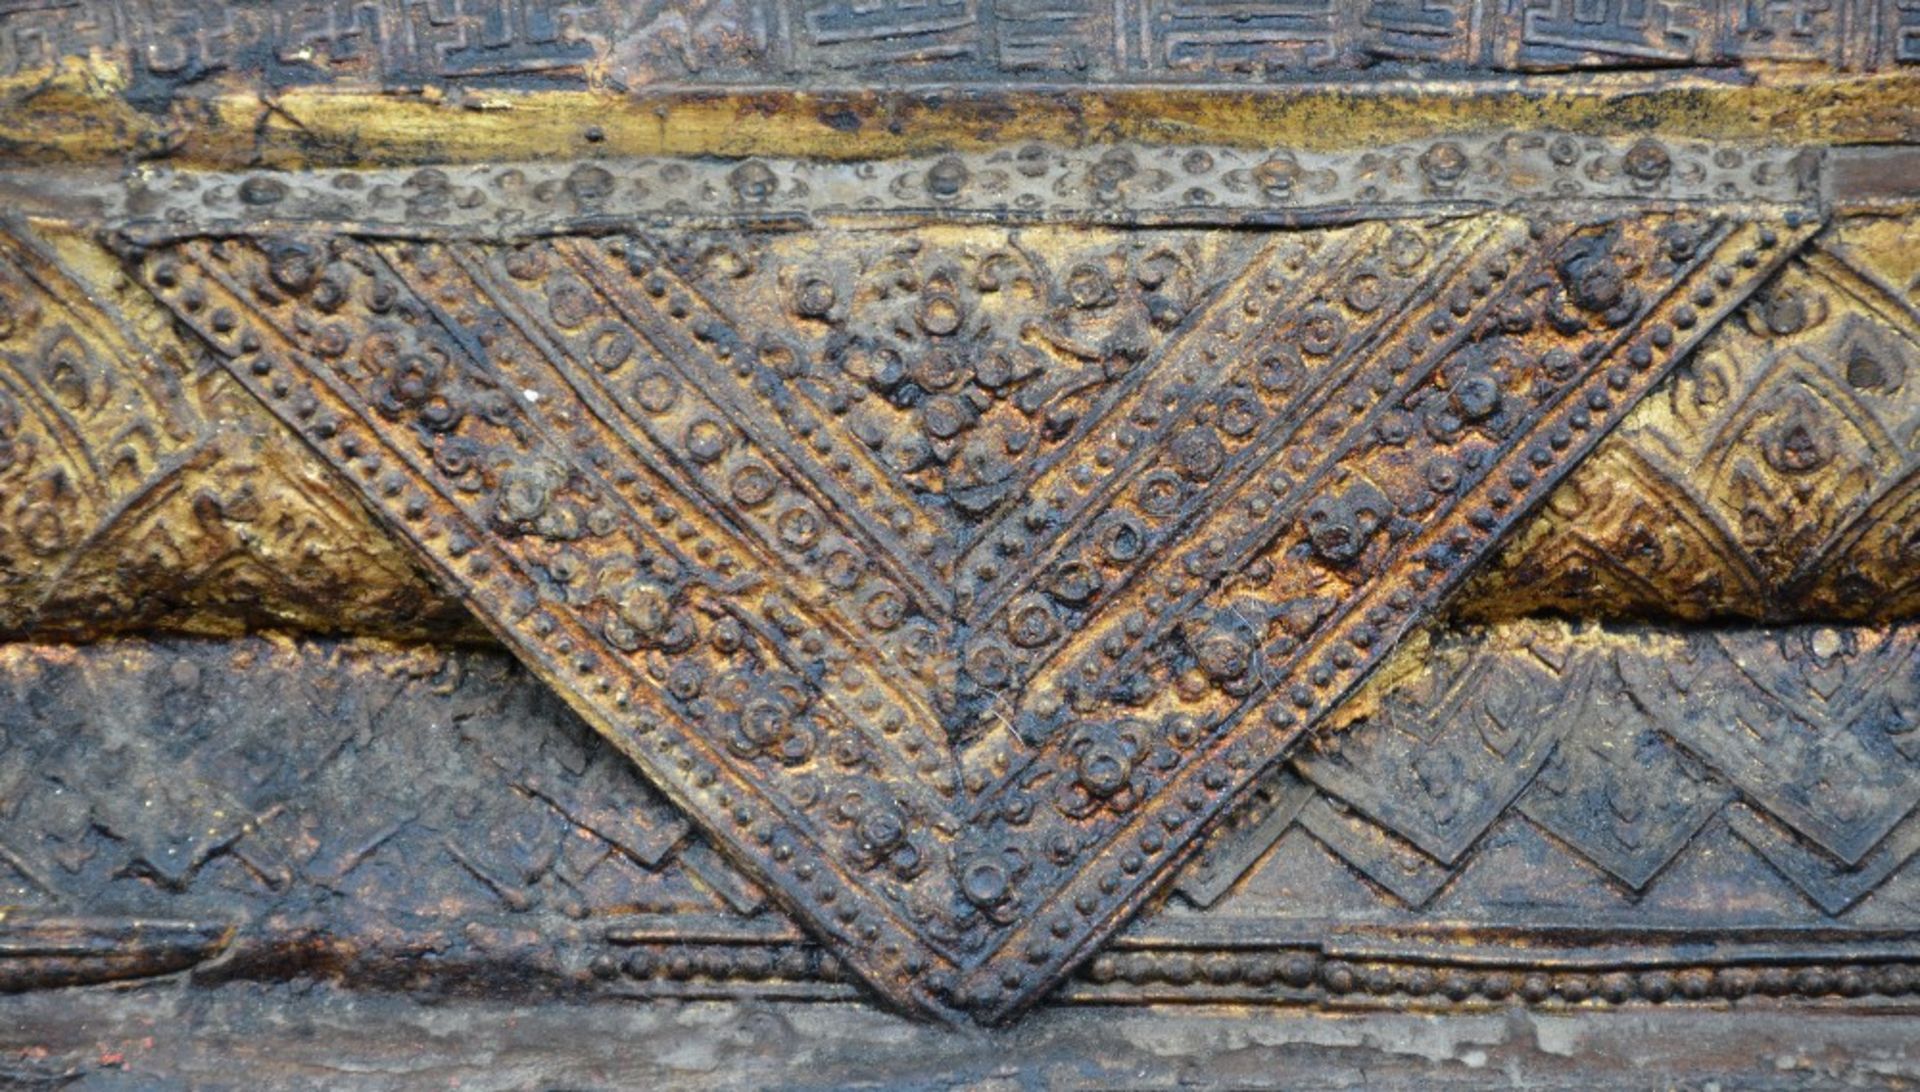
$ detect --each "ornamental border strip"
[18,134,1826,241]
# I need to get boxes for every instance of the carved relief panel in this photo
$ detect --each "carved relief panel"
[0,0,1915,1080]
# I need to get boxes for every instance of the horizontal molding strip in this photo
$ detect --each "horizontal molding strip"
[0,135,1826,238]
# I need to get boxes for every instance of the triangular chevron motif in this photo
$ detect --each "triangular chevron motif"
[143,212,1811,1022]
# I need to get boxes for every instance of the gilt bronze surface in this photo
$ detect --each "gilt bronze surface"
[0,0,1917,1085]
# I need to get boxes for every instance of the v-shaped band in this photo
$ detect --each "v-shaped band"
[140,210,1814,1022]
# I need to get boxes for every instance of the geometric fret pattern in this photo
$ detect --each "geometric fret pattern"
[2,0,1914,87]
